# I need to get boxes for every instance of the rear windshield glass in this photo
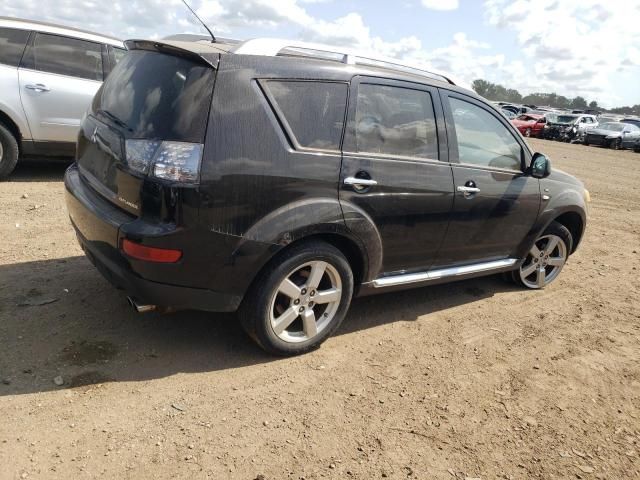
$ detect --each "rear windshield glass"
[92,50,215,143]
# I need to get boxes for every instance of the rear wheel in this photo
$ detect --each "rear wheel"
[0,123,19,180]
[511,221,572,289]
[524,128,532,137]
[239,241,354,356]
[611,138,622,150]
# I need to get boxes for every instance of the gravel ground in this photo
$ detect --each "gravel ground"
[0,139,639,480]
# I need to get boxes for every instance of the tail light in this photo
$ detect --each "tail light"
[125,139,203,183]
[122,239,182,263]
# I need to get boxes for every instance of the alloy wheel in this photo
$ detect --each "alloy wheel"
[269,261,342,343]
[525,128,531,137]
[519,234,567,289]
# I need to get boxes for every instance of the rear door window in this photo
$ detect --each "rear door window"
[0,27,30,67]
[22,32,103,81]
[264,80,348,151]
[355,83,438,159]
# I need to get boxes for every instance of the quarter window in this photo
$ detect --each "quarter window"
[22,33,103,81]
[355,84,438,159]
[266,81,348,151]
[0,27,30,67]
[113,47,127,64]
[449,97,522,171]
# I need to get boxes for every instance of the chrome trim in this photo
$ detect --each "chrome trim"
[373,258,517,288]
[457,186,481,193]
[344,177,378,187]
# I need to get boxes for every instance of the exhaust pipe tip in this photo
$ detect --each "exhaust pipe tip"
[127,296,157,313]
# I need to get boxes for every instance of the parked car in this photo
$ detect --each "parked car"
[634,138,640,153]
[511,113,545,137]
[64,38,589,355]
[501,108,517,119]
[543,114,597,141]
[584,122,640,149]
[0,17,125,179]
[621,117,640,129]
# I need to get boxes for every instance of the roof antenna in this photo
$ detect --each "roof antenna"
[180,0,216,43]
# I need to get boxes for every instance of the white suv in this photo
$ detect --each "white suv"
[0,17,125,179]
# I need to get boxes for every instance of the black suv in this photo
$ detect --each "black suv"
[64,39,589,355]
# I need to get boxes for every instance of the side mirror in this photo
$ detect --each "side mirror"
[530,153,551,179]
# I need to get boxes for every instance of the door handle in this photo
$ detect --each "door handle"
[25,84,50,92]
[344,177,378,187]
[457,185,481,198]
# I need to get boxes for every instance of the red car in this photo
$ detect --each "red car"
[511,114,546,137]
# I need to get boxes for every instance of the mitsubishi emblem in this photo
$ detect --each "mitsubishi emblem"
[91,126,98,143]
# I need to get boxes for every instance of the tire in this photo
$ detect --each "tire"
[510,221,573,289]
[239,240,354,356]
[0,123,19,180]
[524,128,532,137]
[611,138,622,150]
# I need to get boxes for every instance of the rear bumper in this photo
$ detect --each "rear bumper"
[64,164,241,312]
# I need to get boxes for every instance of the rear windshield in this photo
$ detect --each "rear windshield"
[92,50,215,143]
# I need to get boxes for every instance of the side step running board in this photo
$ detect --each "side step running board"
[373,258,517,288]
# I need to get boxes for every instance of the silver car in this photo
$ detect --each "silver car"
[0,17,125,179]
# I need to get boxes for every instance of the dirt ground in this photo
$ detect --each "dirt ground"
[0,139,639,480]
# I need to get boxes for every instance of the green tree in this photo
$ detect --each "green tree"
[571,96,588,109]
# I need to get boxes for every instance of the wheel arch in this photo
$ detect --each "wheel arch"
[552,211,585,253]
[0,109,22,152]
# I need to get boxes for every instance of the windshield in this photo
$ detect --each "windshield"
[555,115,578,124]
[598,123,625,132]
[92,50,215,143]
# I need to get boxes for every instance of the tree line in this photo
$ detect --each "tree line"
[471,79,640,115]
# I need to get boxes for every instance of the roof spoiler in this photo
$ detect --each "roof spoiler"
[124,40,219,68]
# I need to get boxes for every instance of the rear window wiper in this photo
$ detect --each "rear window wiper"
[96,109,133,132]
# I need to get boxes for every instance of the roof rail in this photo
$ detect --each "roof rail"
[232,38,456,86]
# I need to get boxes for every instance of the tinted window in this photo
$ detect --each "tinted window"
[0,27,30,67]
[93,50,215,143]
[449,97,522,171]
[266,81,347,151]
[23,33,103,81]
[356,84,438,159]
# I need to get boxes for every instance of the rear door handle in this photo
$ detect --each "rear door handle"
[344,177,378,187]
[25,83,50,92]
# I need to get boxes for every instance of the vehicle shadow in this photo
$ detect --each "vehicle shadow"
[9,159,71,182]
[0,255,519,397]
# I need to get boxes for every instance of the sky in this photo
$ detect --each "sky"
[3,0,640,107]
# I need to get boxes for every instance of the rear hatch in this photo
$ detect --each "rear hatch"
[76,43,218,216]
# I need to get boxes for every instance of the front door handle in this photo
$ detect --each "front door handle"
[344,177,378,187]
[456,186,481,193]
[457,185,480,198]
[25,83,50,92]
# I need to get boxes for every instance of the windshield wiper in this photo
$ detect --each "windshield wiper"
[96,109,133,132]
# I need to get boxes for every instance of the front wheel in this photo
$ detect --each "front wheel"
[611,138,622,150]
[524,128,532,137]
[512,221,572,289]
[239,241,354,356]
